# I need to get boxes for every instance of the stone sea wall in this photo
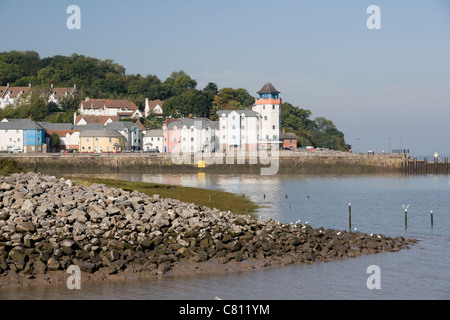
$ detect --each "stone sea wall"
[7,153,404,174]
[0,172,416,288]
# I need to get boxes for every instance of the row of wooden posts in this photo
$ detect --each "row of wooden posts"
[402,156,450,174]
[348,203,434,231]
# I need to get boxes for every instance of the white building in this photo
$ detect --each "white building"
[78,98,143,119]
[217,110,260,152]
[144,99,164,117]
[143,129,163,152]
[0,84,32,109]
[252,82,282,146]
[48,84,77,105]
[0,119,26,152]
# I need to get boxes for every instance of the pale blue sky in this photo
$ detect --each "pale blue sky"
[1,0,450,155]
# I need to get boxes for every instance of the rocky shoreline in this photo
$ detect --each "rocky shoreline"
[0,172,417,289]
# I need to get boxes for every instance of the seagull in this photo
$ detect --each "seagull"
[377,234,382,239]
[370,233,374,236]
[354,228,358,232]
[336,231,341,236]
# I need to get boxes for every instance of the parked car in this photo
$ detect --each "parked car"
[146,149,160,153]
[9,148,22,153]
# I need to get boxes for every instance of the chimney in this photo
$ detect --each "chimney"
[282,127,285,134]
[51,83,54,89]
[85,97,89,101]
[188,113,192,119]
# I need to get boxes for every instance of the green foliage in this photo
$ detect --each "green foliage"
[50,132,60,150]
[280,102,349,151]
[163,89,213,118]
[210,87,255,120]
[0,158,24,176]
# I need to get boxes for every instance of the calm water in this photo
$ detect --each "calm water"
[1,172,449,300]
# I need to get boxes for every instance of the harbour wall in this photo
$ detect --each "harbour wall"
[2,152,405,175]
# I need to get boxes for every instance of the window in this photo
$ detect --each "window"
[232,116,235,120]
[95,138,98,141]
[263,105,265,110]
[183,137,186,142]
[37,138,41,143]
[273,125,276,130]
[18,138,20,142]
[9,138,12,142]
[87,138,90,142]
[173,137,177,142]
[109,138,112,142]
[107,146,110,151]
[82,146,85,150]
[222,126,225,129]
[190,137,194,142]
[264,116,267,121]
[232,125,235,129]
[272,105,275,109]
[273,135,277,140]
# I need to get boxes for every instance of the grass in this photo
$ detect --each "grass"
[67,176,259,216]
[0,158,24,176]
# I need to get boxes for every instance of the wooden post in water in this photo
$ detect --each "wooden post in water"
[424,157,427,174]
[349,203,352,232]
[431,210,434,229]
[405,209,407,230]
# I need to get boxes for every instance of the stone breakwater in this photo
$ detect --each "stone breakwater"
[0,172,417,288]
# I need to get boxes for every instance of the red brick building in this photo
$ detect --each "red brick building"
[281,128,297,150]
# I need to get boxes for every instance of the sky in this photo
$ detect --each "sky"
[1,0,450,156]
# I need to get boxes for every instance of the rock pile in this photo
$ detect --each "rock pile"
[0,172,417,285]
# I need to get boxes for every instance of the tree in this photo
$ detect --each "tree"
[210,87,254,120]
[163,89,213,118]
[309,117,350,151]
[50,132,60,152]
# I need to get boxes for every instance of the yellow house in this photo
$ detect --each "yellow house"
[79,129,124,153]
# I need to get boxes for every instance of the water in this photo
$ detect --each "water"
[1,172,449,299]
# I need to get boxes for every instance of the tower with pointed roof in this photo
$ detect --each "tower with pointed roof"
[252,82,281,146]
